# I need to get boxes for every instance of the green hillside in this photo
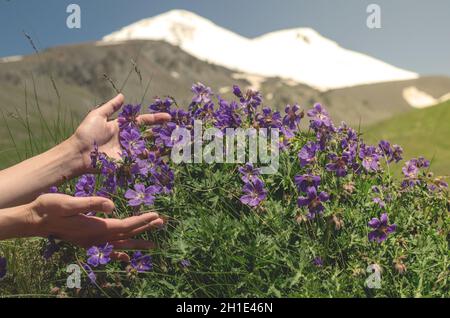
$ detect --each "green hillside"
[363,101,450,177]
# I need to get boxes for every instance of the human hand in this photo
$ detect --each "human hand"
[69,94,171,172]
[26,193,164,249]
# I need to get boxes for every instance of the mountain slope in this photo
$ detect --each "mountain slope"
[364,100,450,176]
[103,9,418,91]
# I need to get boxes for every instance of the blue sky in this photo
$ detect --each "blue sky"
[1,0,449,76]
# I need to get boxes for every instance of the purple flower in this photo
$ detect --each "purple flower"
[97,174,117,199]
[0,256,7,279]
[256,107,282,129]
[307,103,332,129]
[402,160,419,179]
[428,178,449,192]
[297,186,330,219]
[283,104,303,130]
[99,156,117,176]
[372,197,386,209]
[294,174,321,192]
[191,82,212,105]
[298,142,319,167]
[151,164,174,194]
[75,174,95,197]
[118,104,141,129]
[180,259,191,268]
[43,236,60,260]
[47,186,58,193]
[240,178,268,207]
[193,101,215,121]
[87,243,113,267]
[239,88,263,112]
[326,152,351,177]
[214,98,242,130]
[232,85,243,98]
[169,108,192,128]
[401,157,430,188]
[130,251,153,272]
[359,145,380,172]
[368,213,397,243]
[120,127,146,156]
[378,140,403,163]
[238,163,261,183]
[83,264,96,285]
[312,257,324,267]
[125,183,160,207]
[149,97,173,113]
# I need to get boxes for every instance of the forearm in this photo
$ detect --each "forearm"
[0,203,35,240]
[0,137,86,208]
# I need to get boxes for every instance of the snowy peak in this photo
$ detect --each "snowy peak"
[103,9,418,91]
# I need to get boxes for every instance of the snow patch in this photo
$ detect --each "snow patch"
[403,86,450,108]
[0,55,23,63]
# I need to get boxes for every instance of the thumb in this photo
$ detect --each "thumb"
[61,196,115,217]
[96,94,125,118]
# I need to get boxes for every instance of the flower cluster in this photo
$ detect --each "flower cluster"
[43,82,447,290]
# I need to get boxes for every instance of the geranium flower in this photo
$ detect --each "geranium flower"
[87,243,113,267]
[256,107,282,129]
[149,97,173,113]
[240,177,268,207]
[326,152,352,177]
[180,259,191,268]
[297,186,330,218]
[191,82,212,104]
[283,104,303,130]
[118,104,141,129]
[120,127,146,155]
[359,145,380,172]
[238,163,261,183]
[312,257,324,267]
[294,174,321,192]
[307,103,332,129]
[368,213,397,243]
[298,142,319,167]
[74,174,95,197]
[378,140,403,163]
[125,183,160,207]
[151,164,174,194]
[130,251,153,272]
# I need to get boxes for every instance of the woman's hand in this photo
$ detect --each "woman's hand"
[0,193,164,249]
[70,94,171,171]
[0,94,171,208]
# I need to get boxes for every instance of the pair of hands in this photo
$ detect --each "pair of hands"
[25,94,171,250]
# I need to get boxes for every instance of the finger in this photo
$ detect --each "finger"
[111,239,156,250]
[96,94,125,118]
[110,251,130,263]
[62,197,115,217]
[115,218,165,240]
[104,212,160,233]
[137,113,171,126]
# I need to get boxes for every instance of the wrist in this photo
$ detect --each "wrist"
[58,136,91,177]
[0,203,40,240]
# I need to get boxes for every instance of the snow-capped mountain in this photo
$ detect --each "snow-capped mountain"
[103,9,418,91]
